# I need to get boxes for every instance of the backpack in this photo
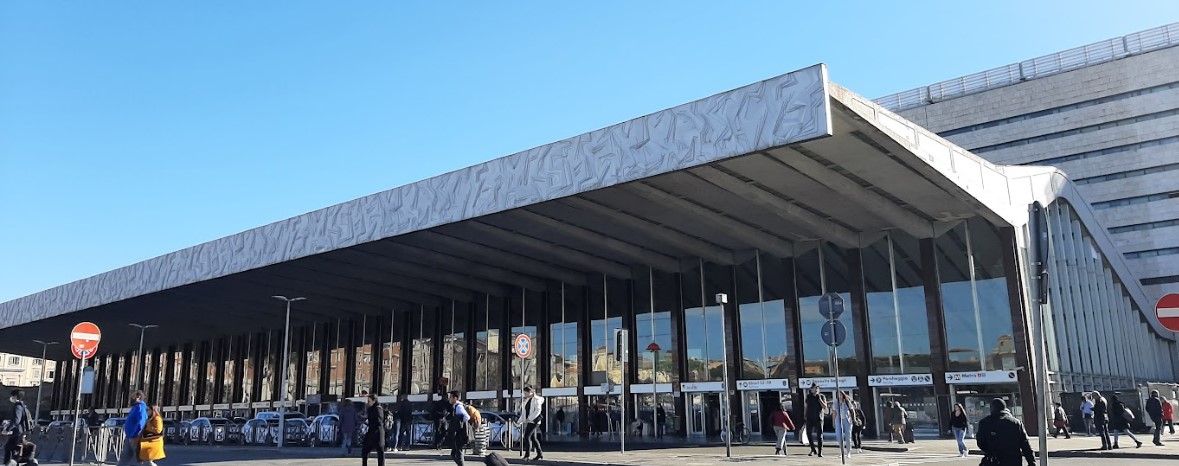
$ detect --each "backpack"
[18,402,33,432]
[381,407,396,432]
[465,404,482,425]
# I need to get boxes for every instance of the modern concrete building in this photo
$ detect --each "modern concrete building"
[2,27,1178,442]
[875,21,1179,395]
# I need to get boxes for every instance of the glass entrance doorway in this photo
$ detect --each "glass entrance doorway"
[546,395,578,437]
[874,386,938,439]
[951,384,1021,434]
[687,393,721,438]
[740,391,791,441]
[633,393,674,438]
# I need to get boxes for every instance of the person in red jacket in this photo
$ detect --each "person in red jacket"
[770,404,796,456]
[1162,395,1175,435]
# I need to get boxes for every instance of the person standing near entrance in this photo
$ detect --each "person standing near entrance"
[851,397,865,453]
[445,391,470,466]
[1146,390,1165,446]
[976,398,1035,466]
[1162,394,1175,435]
[770,404,795,456]
[361,394,386,466]
[1108,394,1142,449]
[655,405,666,439]
[1092,391,1112,450]
[882,401,896,442]
[804,385,827,457]
[892,401,909,444]
[516,387,544,461]
[116,390,148,466]
[338,399,358,456]
[2,389,31,466]
[555,408,567,437]
[1052,402,1072,439]
[950,403,969,457]
[1080,395,1095,436]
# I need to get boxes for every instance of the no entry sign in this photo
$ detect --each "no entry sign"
[1156,293,1179,332]
[70,322,102,353]
[71,344,96,360]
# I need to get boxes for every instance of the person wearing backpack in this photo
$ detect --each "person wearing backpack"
[392,394,414,451]
[976,398,1035,466]
[1109,394,1142,449]
[445,391,470,466]
[2,389,32,466]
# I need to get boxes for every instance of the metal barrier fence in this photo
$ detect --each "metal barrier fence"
[875,22,1179,112]
[27,425,126,464]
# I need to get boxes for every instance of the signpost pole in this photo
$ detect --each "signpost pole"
[69,351,86,466]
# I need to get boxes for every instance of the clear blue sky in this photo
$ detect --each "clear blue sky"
[2,1,1176,302]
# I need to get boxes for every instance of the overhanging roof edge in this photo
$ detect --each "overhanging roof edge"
[1,64,835,330]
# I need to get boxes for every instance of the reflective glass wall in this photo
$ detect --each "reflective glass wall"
[798,244,860,376]
[864,233,931,374]
[936,218,1017,371]
[548,283,580,388]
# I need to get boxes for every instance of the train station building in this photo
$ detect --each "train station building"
[3,25,1179,442]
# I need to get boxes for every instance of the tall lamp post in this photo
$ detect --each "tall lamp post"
[646,342,661,439]
[272,295,305,448]
[129,324,158,389]
[31,340,59,423]
[714,293,732,458]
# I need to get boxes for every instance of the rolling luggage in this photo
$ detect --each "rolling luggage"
[903,424,915,444]
[484,451,509,466]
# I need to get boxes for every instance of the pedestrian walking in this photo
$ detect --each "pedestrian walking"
[555,408,566,437]
[977,398,1035,466]
[851,399,865,453]
[445,391,470,466]
[137,404,165,466]
[770,404,795,456]
[2,389,32,466]
[950,403,969,457]
[834,391,854,456]
[1051,402,1071,439]
[1080,396,1094,436]
[361,394,386,466]
[1108,394,1142,449]
[892,401,909,444]
[431,392,449,450]
[882,401,896,442]
[1092,391,1112,450]
[655,405,666,438]
[516,386,544,461]
[804,385,826,457]
[338,400,358,456]
[392,394,413,451]
[1146,390,1165,446]
[115,390,147,466]
[1162,395,1175,435]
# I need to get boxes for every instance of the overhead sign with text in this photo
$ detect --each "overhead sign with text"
[868,374,934,387]
[944,370,1018,384]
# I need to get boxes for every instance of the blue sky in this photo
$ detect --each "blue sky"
[2,1,1176,302]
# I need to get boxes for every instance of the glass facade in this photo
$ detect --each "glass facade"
[937,219,1018,371]
[354,316,373,396]
[589,276,626,385]
[474,296,503,392]
[409,307,434,395]
[381,310,402,396]
[798,245,860,376]
[683,261,725,382]
[510,289,542,390]
[634,269,677,384]
[736,253,794,380]
[864,233,931,374]
[305,324,321,397]
[328,322,346,396]
[548,283,580,388]
[442,302,467,392]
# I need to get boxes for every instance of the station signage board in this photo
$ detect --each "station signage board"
[868,374,934,387]
[798,376,856,389]
[679,381,725,393]
[736,378,792,391]
[944,370,1018,384]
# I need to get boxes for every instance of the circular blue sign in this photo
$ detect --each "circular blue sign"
[818,293,845,320]
[820,320,847,347]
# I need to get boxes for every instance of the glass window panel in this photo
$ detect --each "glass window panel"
[222,339,234,403]
[737,256,766,379]
[354,316,373,396]
[760,254,795,380]
[969,218,1017,371]
[306,325,321,397]
[328,323,346,397]
[589,276,625,385]
[893,232,931,372]
[410,307,435,395]
[798,244,860,376]
[239,339,252,404]
[475,297,504,391]
[937,223,980,371]
[381,310,403,396]
[443,302,468,393]
[634,269,678,384]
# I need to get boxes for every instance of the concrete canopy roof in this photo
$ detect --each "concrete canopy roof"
[3,64,1156,360]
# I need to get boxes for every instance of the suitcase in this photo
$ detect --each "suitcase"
[484,451,510,466]
[903,424,915,444]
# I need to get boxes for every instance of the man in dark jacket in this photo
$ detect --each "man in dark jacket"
[362,394,386,466]
[1146,390,1165,446]
[393,394,414,451]
[445,391,470,466]
[977,398,1035,466]
[1092,391,1111,450]
[338,400,358,456]
[804,385,826,457]
[3,389,30,466]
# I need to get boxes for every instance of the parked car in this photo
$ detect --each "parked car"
[308,414,340,447]
[186,417,238,445]
[162,419,180,443]
[485,412,521,448]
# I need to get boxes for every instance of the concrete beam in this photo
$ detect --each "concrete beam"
[329,248,514,297]
[558,197,734,265]
[497,208,682,273]
[400,231,588,286]
[770,146,932,239]
[283,258,479,304]
[363,240,549,291]
[691,165,861,249]
[443,222,633,279]
[624,182,796,259]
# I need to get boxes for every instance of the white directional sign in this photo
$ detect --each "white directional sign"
[868,374,934,387]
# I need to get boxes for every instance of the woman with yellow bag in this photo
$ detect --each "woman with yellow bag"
[138,404,166,466]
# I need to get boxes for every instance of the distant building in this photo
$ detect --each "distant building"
[0,353,55,387]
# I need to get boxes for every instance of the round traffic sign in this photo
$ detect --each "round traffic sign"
[1156,293,1179,332]
[513,334,534,359]
[70,322,102,353]
[818,293,845,320]
[820,320,847,347]
[71,344,96,360]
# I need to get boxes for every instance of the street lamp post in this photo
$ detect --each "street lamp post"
[128,324,158,389]
[31,340,59,423]
[272,295,305,449]
[714,293,732,459]
[646,342,661,439]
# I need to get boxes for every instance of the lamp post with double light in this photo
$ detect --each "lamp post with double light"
[271,295,305,448]
[646,342,662,438]
[128,324,158,389]
[31,340,59,423]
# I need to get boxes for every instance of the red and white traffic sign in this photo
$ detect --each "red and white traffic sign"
[513,334,533,359]
[1156,293,1179,332]
[70,322,102,353]
[71,344,96,360]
